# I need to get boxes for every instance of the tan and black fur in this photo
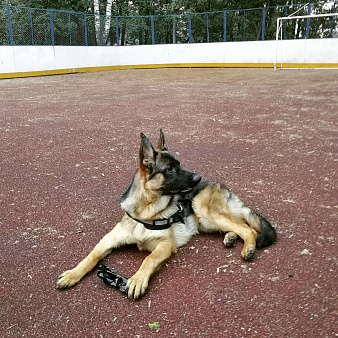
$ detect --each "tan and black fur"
[57,130,276,299]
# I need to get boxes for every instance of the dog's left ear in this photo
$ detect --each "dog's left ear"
[157,129,168,151]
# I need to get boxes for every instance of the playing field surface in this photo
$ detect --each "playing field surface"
[1,68,337,337]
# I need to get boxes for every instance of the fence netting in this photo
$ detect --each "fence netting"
[0,2,336,46]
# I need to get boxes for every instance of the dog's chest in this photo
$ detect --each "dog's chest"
[172,215,199,248]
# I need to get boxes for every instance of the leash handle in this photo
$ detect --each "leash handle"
[97,264,128,293]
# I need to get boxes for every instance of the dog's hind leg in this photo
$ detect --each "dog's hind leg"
[192,185,257,260]
[200,214,257,260]
[127,239,176,299]
[57,222,132,289]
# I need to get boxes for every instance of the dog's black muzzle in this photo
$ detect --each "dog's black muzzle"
[180,173,201,193]
[163,172,202,195]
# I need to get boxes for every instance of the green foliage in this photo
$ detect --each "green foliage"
[19,0,92,12]
[1,1,336,46]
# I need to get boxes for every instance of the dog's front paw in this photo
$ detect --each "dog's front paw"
[241,245,256,261]
[56,269,81,289]
[126,273,149,300]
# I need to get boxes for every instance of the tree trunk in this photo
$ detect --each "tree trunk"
[94,0,102,45]
[103,0,113,45]
[294,19,299,39]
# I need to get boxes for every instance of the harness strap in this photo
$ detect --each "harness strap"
[126,203,184,230]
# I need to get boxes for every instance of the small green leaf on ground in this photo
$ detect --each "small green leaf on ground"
[148,321,160,331]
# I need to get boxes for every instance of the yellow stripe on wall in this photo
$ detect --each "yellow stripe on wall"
[1,63,338,79]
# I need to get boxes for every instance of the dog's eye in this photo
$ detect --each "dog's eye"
[167,164,176,172]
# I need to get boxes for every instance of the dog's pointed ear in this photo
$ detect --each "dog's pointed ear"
[156,129,168,151]
[139,133,155,171]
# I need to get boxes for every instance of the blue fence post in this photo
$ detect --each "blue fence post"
[7,6,14,45]
[68,13,72,45]
[151,15,155,44]
[243,10,246,41]
[206,13,209,43]
[223,11,226,42]
[115,17,119,46]
[262,7,266,41]
[49,10,55,45]
[306,3,311,39]
[84,14,88,46]
[30,8,34,45]
[188,14,192,43]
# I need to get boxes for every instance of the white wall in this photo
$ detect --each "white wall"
[0,39,337,76]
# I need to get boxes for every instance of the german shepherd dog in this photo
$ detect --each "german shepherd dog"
[57,130,276,299]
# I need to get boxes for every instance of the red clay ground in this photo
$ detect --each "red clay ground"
[0,68,337,337]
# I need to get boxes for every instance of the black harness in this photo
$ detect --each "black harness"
[126,199,192,230]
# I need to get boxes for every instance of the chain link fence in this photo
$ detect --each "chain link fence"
[0,3,336,46]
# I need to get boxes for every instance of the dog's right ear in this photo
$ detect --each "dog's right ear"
[156,129,168,151]
[139,133,155,173]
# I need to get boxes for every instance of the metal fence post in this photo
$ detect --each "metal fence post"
[223,11,226,42]
[243,10,246,41]
[306,3,311,39]
[68,13,72,45]
[151,15,155,44]
[7,6,14,45]
[173,15,177,44]
[30,8,34,45]
[206,13,209,43]
[188,14,192,43]
[116,16,119,46]
[84,14,88,46]
[49,9,55,45]
[262,7,266,41]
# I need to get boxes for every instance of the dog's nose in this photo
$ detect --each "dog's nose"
[192,174,201,183]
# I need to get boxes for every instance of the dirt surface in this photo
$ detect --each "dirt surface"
[0,68,337,337]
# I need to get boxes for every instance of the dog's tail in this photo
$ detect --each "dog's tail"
[244,210,277,249]
[255,213,277,248]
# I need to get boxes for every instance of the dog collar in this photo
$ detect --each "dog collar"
[126,203,184,230]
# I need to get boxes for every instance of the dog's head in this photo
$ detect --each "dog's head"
[139,130,201,194]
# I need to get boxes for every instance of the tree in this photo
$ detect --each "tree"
[94,0,114,45]
[92,0,132,45]
[93,0,101,44]
[24,0,91,12]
